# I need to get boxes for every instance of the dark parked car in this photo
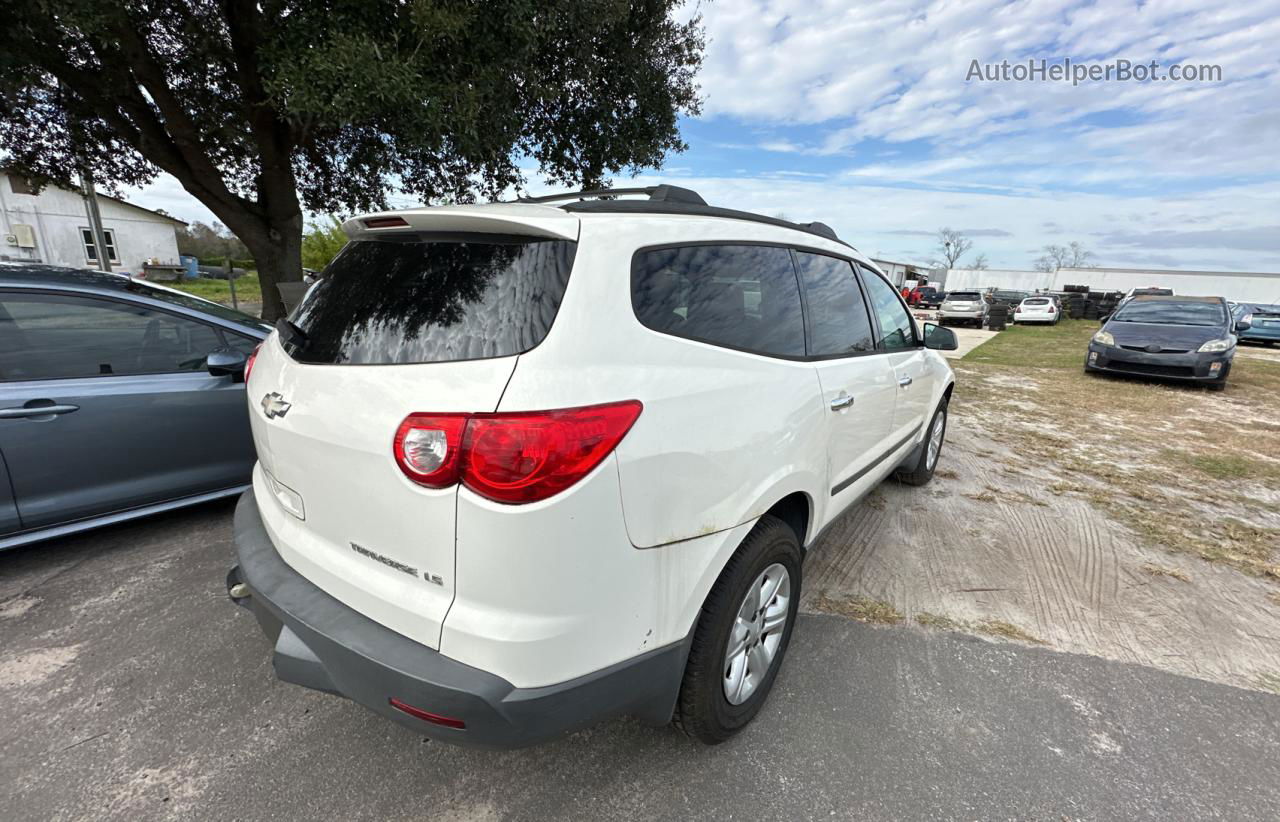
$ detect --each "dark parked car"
[1231,303,1280,346]
[0,264,269,549]
[1085,295,1241,391]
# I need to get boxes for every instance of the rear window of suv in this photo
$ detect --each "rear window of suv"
[285,237,575,364]
[947,292,981,301]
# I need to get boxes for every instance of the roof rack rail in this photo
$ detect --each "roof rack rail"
[799,222,839,242]
[517,185,707,206]
[518,183,853,249]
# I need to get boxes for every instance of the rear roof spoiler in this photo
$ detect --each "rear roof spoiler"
[342,204,579,242]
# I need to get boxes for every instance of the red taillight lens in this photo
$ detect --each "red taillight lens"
[464,401,642,503]
[394,414,469,488]
[244,343,262,383]
[1048,306,1055,313]
[392,401,643,503]
[388,697,466,729]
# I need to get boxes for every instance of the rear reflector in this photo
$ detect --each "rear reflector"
[363,216,410,228]
[388,697,466,729]
[393,400,643,504]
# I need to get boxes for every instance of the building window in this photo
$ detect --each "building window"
[80,228,119,264]
[7,174,35,195]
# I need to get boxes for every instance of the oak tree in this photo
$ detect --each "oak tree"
[0,1,704,318]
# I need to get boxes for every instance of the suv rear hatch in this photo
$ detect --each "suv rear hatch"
[249,206,578,650]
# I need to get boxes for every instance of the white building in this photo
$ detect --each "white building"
[942,265,1280,304]
[870,257,934,288]
[0,174,185,275]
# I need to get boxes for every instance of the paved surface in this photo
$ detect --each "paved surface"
[2,502,1279,821]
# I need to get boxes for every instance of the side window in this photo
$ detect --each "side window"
[0,293,223,381]
[794,252,875,356]
[859,265,918,351]
[632,245,805,357]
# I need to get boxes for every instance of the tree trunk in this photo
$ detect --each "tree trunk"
[242,212,303,322]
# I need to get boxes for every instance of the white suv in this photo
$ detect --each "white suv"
[227,185,957,748]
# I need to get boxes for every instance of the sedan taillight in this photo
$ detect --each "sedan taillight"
[244,342,263,384]
[393,401,643,504]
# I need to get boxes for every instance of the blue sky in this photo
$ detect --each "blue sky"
[127,0,1280,272]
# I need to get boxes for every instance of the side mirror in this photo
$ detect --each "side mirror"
[1099,314,1110,324]
[923,322,959,351]
[1235,317,1252,332]
[207,347,248,381]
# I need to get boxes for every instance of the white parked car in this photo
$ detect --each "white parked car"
[227,185,957,748]
[1013,295,1061,324]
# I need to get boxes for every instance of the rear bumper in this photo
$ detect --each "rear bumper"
[1085,343,1231,382]
[1013,313,1055,323]
[229,491,690,749]
[1239,329,1280,344]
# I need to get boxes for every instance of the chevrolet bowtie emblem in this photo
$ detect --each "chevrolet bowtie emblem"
[260,392,292,419]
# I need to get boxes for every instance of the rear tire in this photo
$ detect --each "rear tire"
[673,516,802,745]
[896,399,948,486]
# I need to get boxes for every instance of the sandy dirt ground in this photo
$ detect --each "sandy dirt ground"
[802,332,1280,695]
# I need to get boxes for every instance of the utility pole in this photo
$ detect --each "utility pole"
[78,167,112,273]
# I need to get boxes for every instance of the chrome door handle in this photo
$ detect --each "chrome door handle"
[0,402,80,419]
[898,376,913,388]
[829,393,855,411]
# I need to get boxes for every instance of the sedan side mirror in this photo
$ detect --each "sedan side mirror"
[207,347,248,381]
[1235,316,1252,332]
[923,322,959,351]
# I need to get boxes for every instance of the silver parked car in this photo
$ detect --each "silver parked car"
[938,290,989,327]
[0,264,269,549]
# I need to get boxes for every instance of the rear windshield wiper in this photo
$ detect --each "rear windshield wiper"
[276,317,309,349]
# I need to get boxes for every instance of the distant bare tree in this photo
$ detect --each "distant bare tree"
[1034,241,1096,272]
[968,253,989,270]
[933,228,973,268]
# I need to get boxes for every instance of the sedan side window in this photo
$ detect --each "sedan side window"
[0,293,224,381]
[858,266,918,351]
[794,252,875,356]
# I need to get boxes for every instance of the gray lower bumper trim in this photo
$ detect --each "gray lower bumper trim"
[231,490,691,749]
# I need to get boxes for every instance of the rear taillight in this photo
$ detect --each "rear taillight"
[244,343,263,383]
[393,414,469,488]
[392,401,643,504]
[1048,306,1055,313]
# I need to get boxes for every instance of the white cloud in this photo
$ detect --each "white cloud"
[694,0,1280,187]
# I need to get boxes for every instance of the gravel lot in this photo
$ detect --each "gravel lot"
[2,502,1279,821]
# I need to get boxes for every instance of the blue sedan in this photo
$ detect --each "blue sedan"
[1232,303,1280,346]
[0,264,269,549]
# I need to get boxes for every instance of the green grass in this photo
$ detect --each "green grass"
[1168,451,1280,482]
[166,273,262,307]
[962,319,1098,369]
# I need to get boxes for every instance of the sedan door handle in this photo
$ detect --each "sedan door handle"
[829,392,855,411]
[898,376,913,388]
[0,401,81,419]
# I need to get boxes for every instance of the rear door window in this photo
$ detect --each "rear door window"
[794,252,875,356]
[287,237,576,365]
[632,245,805,357]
